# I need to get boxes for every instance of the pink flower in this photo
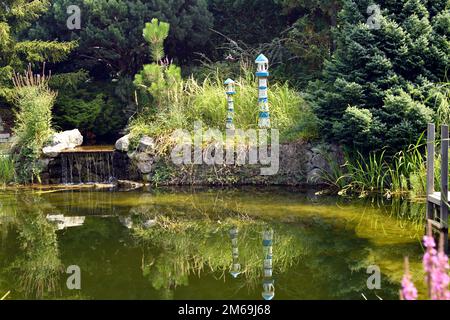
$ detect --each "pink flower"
[423,249,438,273]
[423,235,436,249]
[401,273,418,300]
[430,251,450,300]
[400,231,450,300]
[422,231,450,300]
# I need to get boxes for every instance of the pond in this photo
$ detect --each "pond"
[0,187,426,300]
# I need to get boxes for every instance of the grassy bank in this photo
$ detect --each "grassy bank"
[130,64,318,149]
[322,135,437,199]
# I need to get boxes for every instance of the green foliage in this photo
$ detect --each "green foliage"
[208,0,288,47]
[143,19,170,63]
[0,0,75,101]
[335,106,375,149]
[132,215,302,292]
[12,69,55,183]
[52,80,127,142]
[340,151,390,197]
[308,0,450,153]
[48,69,89,90]
[275,0,340,84]
[0,155,16,185]
[134,19,183,116]
[206,0,341,87]
[48,70,133,142]
[134,63,182,113]
[8,197,63,298]
[428,81,450,128]
[29,0,213,77]
[323,135,431,198]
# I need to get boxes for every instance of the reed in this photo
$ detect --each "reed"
[0,154,16,184]
[323,134,433,198]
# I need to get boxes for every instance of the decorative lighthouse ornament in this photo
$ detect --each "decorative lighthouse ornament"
[262,229,274,300]
[255,54,270,128]
[229,227,241,278]
[224,78,236,130]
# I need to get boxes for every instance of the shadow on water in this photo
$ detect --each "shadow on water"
[0,187,426,299]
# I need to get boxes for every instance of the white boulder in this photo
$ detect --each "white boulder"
[42,129,83,157]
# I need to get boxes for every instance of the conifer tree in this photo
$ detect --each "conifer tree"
[307,0,449,153]
[0,0,76,101]
[30,0,213,78]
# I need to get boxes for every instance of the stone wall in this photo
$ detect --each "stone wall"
[40,130,344,186]
[113,136,344,187]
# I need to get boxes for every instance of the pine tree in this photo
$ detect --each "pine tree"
[29,0,213,78]
[307,0,450,153]
[275,0,341,82]
[134,19,182,113]
[0,0,76,101]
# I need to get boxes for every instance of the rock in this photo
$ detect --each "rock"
[143,219,157,228]
[43,129,83,157]
[310,154,328,170]
[38,158,51,168]
[115,134,130,152]
[304,150,313,162]
[137,161,152,174]
[94,183,115,189]
[117,180,144,190]
[48,129,83,148]
[119,216,133,229]
[46,214,85,230]
[42,146,61,157]
[0,133,10,143]
[305,160,315,173]
[138,136,155,153]
[134,152,152,162]
[306,168,324,184]
[131,152,154,174]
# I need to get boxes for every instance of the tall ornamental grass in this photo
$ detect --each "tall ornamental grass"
[12,65,56,183]
[322,135,432,198]
[130,64,318,147]
[0,154,16,184]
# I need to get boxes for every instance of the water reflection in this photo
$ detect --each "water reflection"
[46,214,85,230]
[262,229,274,300]
[2,196,63,298]
[0,188,426,299]
[131,215,296,299]
[229,227,241,278]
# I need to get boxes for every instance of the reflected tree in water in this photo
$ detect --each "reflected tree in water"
[0,196,63,298]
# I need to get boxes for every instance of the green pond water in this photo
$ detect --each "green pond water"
[0,187,427,300]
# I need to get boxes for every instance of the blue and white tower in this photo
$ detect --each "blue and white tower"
[224,78,236,130]
[255,54,270,128]
[262,229,274,300]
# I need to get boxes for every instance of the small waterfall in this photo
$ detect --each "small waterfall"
[60,151,115,184]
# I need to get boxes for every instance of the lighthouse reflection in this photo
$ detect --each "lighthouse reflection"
[229,226,241,278]
[262,229,275,300]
